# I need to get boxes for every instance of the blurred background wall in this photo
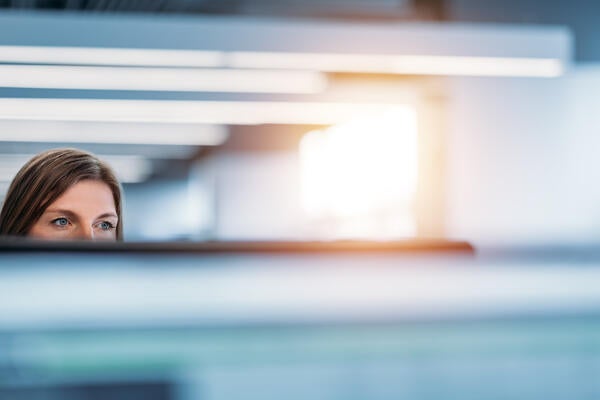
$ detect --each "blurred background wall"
[0,0,597,247]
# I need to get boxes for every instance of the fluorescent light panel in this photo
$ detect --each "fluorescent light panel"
[0,45,563,77]
[101,155,153,183]
[0,98,411,125]
[229,52,564,78]
[0,120,229,146]
[0,65,327,94]
[0,45,223,67]
[0,154,152,183]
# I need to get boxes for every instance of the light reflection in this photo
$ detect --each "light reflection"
[300,106,418,239]
[0,64,327,94]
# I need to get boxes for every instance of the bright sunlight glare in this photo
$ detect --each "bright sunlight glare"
[299,106,418,239]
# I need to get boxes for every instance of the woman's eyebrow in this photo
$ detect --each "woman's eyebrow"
[96,213,118,220]
[44,209,78,218]
[44,209,117,220]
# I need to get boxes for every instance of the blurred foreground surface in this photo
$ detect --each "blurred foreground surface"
[1,242,600,399]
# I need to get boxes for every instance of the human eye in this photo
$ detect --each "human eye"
[50,217,70,228]
[97,221,116,231]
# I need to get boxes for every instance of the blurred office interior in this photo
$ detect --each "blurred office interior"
[2,1,600,399]
[0,0,597,246]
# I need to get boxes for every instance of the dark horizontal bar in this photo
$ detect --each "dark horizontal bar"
[0,238,474,255]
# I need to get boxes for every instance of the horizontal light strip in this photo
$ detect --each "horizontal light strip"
[0,65,327,94]
[0,45,223,67]
[0,98,411,125]
[101,155,153,184]
[0,121,229,146]
[1,261,600,328]
[0,45,563,77]
[229,52,564,77]
[0,154,152,183]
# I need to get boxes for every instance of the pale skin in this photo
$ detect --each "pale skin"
[28,179,118,241]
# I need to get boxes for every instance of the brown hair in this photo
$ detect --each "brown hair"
[0,148,123,240]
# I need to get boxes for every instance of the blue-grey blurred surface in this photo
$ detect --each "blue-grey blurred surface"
[1,1,600,398]
[0,245,600,399]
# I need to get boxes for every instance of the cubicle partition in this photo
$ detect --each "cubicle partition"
[2,241,600,399]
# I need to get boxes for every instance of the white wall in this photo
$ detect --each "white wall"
[193,67,600,246]
[446,64,600,245]
[123,178,213,241]
[201,152,308,241]
[203,68,600,246]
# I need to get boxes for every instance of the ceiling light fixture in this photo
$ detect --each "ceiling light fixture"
[0,98,413,125]
[0,154,152,183]
[0,45,564,78]
[0,120,229,146]
[0,45,223,67]
[229,52,563,78]
[0,64,327,94]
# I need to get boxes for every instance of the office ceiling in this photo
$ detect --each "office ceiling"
[0,0,594,183]
[0,0,401,13]
[450,0,600,61]
[1,0,598,61]
[0,0,444,20]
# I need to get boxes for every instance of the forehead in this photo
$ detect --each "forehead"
[48,180,116,214]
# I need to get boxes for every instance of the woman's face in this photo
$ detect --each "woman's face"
[28,179,118,241]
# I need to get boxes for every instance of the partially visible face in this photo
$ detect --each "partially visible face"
[28,179,118,241]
